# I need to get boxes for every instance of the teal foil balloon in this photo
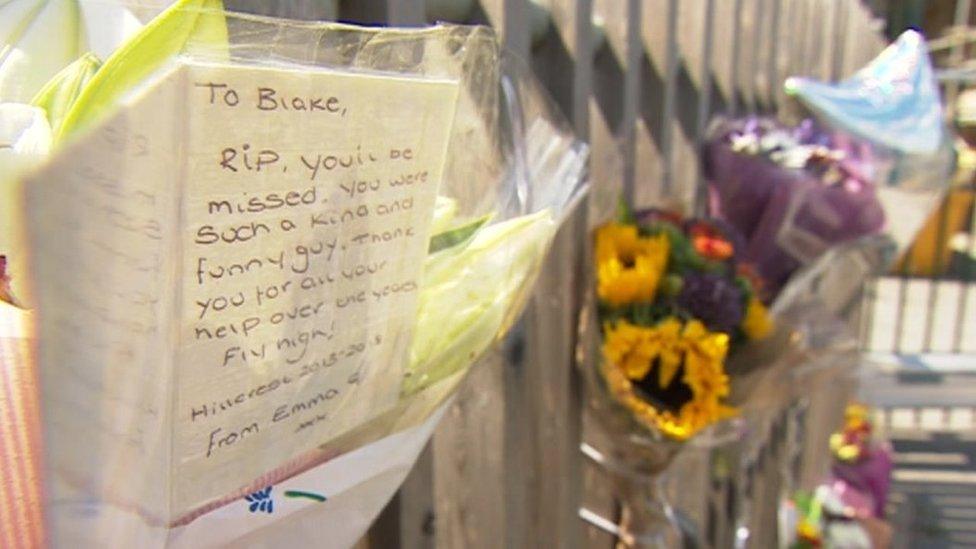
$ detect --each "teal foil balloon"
[785,30,946,156]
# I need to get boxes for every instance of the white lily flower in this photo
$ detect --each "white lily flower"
[0,0,84,103]
[0,0,143,103]
[0,103,52,306]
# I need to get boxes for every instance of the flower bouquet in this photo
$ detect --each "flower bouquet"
[781,485,882,549]
[704,116,885,299]
[580,205,773,546]
[705,31,952,305]
[780,406,894,549]
[2,2,588,546]
[828,404,893,521]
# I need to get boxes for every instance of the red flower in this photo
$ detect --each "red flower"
[687,223,735,261]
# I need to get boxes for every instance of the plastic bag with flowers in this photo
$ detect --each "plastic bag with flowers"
[828,404,893,521]
[579,204,774,546]
[780,485,889,549]
[779,405,894,549]
[704,30,953,303]
[1,2,588,547]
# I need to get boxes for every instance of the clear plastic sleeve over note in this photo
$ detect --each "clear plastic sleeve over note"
[28,56,459,520]
[24,15,588,547]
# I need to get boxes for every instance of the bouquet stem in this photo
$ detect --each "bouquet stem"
[613,472,681,548]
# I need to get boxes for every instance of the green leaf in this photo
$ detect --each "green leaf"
[615,196,635,224]
[56,0,228,143]
[428,214,492,254]
[734,274,753,303]
[30,52,100,134]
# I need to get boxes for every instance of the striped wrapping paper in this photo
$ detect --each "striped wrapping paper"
[0,303,43,548]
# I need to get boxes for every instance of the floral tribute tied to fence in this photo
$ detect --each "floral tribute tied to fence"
[0,1,587,547]
[580,29,954,547]
[781,402,894,548]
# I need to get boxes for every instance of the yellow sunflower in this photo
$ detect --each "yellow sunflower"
[595,223,640,263]
[679,397,737,433]
[646,317,684,388]
[601,317,737,441]
[599,356,691,440]
[681,320,730,379]
[595,223,669,306]
[602,320,658,379]
[741,297,773,340]
[677,399,718,433]
[602,318,684,384]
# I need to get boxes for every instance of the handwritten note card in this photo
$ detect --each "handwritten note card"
[27,60,459,517]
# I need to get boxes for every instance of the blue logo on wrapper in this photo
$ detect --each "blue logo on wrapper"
[245,487,274,514]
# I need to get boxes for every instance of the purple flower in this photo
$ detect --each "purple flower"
[677,272,744,334]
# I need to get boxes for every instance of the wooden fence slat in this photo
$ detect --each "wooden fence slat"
[694,0,716,213]
[806,0,826,79]
[573,0,595,135]
[660,0,680,197]
[773,0,795,105]
[432,356,507,548]
[225,0,336,19]
[521,1,590,546]
[831,0,850,79]
[582,1,631,544]
[729,0,745,116]
[503,0,531,59]
[795,0,812,79]
[753,0,772,110]
[745,0,775,113]
[631,0,666,209]
[672,0,706,214]
[337,1,890,546]
[818,0,838,80]
[710,0,740,117]
[387,0,425,26]
[766,0,782,109]
[621,0,643,203]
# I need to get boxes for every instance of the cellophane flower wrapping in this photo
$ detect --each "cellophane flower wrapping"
[8,2,587,547]
[828,404,893,520]
[703,30,954,405]
[782,403,894,549]
[582,208,775,462]
[705,30,952,304]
